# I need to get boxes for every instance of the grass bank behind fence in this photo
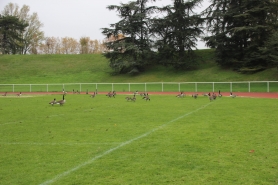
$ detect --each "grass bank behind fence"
[1,50,278,85]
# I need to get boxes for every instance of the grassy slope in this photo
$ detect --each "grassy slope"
[0,49,278,84]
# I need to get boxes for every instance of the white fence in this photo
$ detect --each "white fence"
[0,81,278,93]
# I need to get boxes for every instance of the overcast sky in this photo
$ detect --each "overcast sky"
[0,0,209,49]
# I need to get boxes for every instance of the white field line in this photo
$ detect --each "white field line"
[0,114,64,126]
[0,142,120,146]
[39,102,212,185]
[0,96,35,98]
[47,114,64,118]
[0,121,23,126]
[83,109,94,112]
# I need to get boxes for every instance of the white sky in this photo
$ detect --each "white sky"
[0,0,209,49]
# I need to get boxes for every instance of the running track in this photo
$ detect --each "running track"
[2,91,278,98]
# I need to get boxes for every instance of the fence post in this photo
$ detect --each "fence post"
[80,83,81,92]
[162,82,163,92]
[13,84,14,92]
[248,82,250,92]
[47,84,48,92]
[30,84,31,92]
[230,82,232,92]
[195,83,197,92]
[145,83,146,92]
[212,82,214,92]
[129,83,130,92]
[267,81,269,92]
[179,83,180,92]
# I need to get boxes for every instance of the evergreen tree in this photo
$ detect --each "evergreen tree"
[153,0,204,69]
[259,31,278,69]
[238,0,278,68]
[203,0,278,69]
[0,15,28,54]
[102,0,157,74]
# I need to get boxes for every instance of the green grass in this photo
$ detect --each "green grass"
[1,49,278,93]
[0,54,112,83]
[0,94,277,184]
[1,49,278,85]
[0,51,278,184]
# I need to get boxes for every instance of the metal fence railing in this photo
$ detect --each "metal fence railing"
[0,81,278,93]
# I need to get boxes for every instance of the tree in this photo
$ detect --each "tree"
[259,31,278,69]
[88,39,102,53]
[0,14,28,54]
[37,37,105,54]
[102,0,157,74]
[2,3,44,54]
[80,37,90,54]
[203,0,278,69]
[202,0,237,67]
[235,0,278,68]
[61,37,79,54]
[152,0,204,69]
[38,37,61,54]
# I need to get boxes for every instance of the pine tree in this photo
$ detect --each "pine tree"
[102,0,157,74]
[203,0,278,69]
[153,0,204,69]
[0,15,28,54]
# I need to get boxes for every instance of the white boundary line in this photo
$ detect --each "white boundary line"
[0,96,36,98]
[0,142,120,146]
[39,102,212,185]
[0,113,64,126]
[47,114,64,118]
[0,121,23,126]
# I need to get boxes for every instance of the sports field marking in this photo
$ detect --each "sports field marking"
[47,114,64,118]
[83,109,94,112]
[0,121,23,126]
[0,142,120,146]
[0,96,35,98]
[0,115,65,123]
[39,102,212,185]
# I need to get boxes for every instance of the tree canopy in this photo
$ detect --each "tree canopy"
[102,0,205,73]
[102,0,157,74]
[1,0,278,72]
[103,0,278,73]
[203,0,278,69]
[153,0,204,69]
[0,14,28,54]
[1,3,44,54]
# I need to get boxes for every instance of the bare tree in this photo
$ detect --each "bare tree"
[37,36,106,54]
[61,37,79,54]
[68,37,79,54]
[38,37,60,54]
[2,3,44,54]
[80,37,90,54]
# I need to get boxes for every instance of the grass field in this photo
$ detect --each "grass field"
[0,93,277,184]
[0,50,278,184]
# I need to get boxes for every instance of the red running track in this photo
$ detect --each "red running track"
[2,91,278,99]
[147,92,278,99]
